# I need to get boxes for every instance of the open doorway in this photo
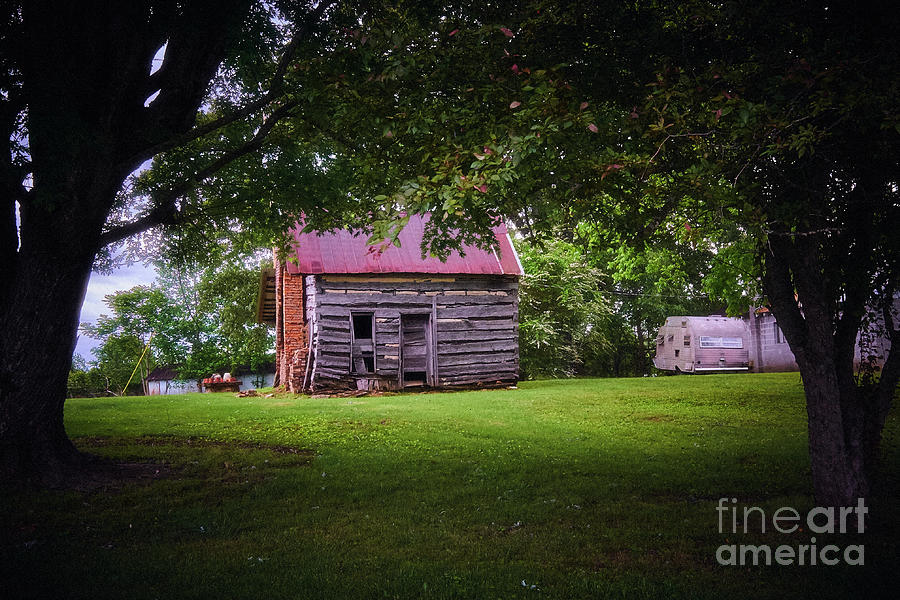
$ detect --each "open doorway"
[350,312,375,374]
[400,314,433,387]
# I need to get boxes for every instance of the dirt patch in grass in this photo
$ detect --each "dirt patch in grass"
[70,460,175,492]
[4,454,177,493]
[76,434,315,456]
[60,435,316,491]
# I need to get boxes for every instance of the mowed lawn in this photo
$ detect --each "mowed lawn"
[2,374,898,599]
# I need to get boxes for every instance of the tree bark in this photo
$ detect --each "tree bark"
[762,234,894,507]
[796,353,869,507]
[0,216,100,484]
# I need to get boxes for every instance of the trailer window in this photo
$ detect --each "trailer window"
[699,336,743,349]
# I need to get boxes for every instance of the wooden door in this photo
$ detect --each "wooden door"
[400,314,432,387]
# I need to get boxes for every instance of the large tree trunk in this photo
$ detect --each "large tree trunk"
[793,345,896,507]
[763,234,898,507]
[0,1,252,485]
[0,219,100,484]
[0,0,142,481]
[796,352,869,506]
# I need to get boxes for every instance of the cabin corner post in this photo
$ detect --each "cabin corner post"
[431,295,439,386]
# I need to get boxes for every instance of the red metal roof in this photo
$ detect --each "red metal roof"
[286,214,523,276]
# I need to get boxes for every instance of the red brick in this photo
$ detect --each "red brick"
[275,264,308,392]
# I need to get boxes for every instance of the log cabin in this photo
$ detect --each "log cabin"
[257,215,523,392]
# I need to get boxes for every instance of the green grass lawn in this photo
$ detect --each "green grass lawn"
[2,374,898,599]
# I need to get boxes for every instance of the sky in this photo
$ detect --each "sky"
[75,263,156,360]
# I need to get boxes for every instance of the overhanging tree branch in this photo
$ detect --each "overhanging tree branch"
[135,0,334,164]
[98,100,299,248]
[121,1,253,168]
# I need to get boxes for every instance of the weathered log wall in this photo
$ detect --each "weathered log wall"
[307,275,519,391]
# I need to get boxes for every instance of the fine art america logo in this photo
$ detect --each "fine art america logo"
[715,497,867,566]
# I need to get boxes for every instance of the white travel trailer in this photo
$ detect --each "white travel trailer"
[653,316,751,373]
[655,298,897,374]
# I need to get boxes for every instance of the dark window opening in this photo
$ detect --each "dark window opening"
[353,314,373,340]
[351,313,375,374]
[404,371,427,385]
[674,349,680,357]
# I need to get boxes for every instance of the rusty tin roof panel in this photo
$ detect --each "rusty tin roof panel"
[286,215,523,276]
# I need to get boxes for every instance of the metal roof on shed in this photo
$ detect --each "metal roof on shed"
[285,215,523,276]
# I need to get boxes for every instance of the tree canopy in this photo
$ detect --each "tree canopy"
[516,238,609,379]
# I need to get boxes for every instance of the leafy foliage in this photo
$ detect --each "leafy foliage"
[598,242,720,373]
[195,262,274,375]
[516,239,609,378]
[66,356,116,398]
[89,335,151,396]
[81,261,274,389]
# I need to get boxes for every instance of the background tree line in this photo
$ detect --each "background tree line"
[68,233,710,394]
[515,228,719,380]
[67,261,273,397]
